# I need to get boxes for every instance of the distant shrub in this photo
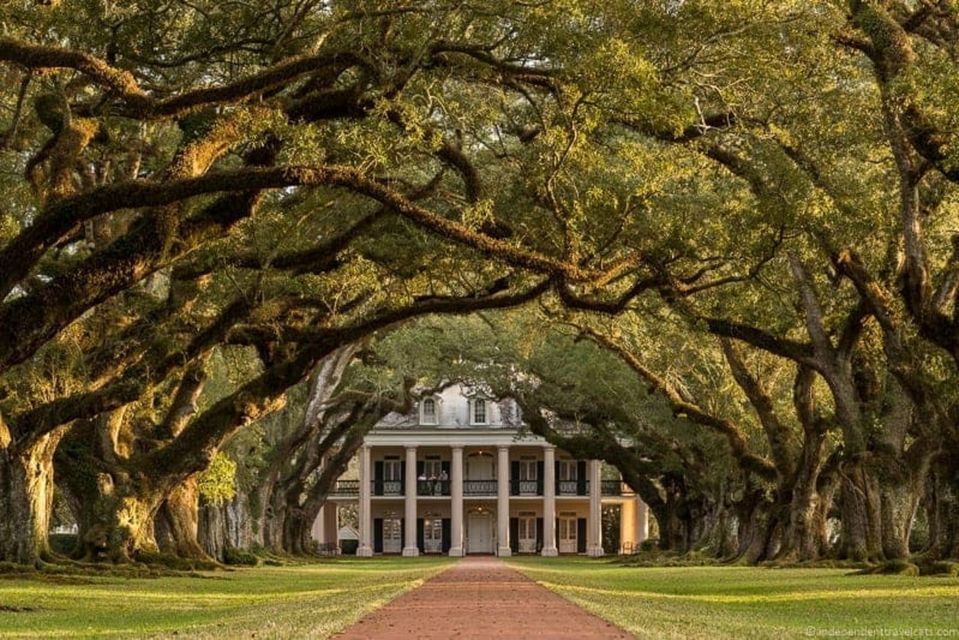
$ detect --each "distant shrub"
[640,539,659,552]
[48,534,78,556]
[340,539,358,555]
[917,561,959,577]
[223,547,258,566]
[856,560,919,576]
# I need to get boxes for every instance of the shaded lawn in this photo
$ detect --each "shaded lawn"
[0,557,453,639]
[507,557,959,640]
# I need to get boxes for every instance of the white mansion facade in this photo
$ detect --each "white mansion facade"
[313,384,650,556]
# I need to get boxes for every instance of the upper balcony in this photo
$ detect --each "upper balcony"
[329,478,636,498]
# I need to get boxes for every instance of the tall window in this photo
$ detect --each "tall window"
[473,398,487,424]
[422,397,437,424]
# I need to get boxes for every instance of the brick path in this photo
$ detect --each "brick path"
[334,557,632,639]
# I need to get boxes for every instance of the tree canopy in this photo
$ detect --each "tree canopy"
[1,0,958,567]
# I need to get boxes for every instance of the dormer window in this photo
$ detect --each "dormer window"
[421,397,437,425]
[472,398,487,425]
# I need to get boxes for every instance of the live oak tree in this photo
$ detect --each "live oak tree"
[4,0,959,567]
[0,0,666,563]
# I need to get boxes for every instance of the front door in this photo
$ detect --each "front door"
[467,512,493,554]
[558,514,577,554]
[383,516,402,554]
[518,514,537,553]
[423,516,443,554]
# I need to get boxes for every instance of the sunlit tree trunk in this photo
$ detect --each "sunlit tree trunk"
[0,430,65,563]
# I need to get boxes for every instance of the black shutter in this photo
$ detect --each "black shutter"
[536,518,544,552]
[577,518,587,554]
[555,461,561,494]
[510,461,519,495]
[373,519,383,553]
[441,461,451,495]
[577,461,587,495]
[537,461,544,495]
[509,518,519,553]
[417,461,425,476]
[374,461,384,496]
[400,518,405,549]
[400,462,406,494]
[442,519,452,553]
[417,518,425,553]
[555,518,560,551]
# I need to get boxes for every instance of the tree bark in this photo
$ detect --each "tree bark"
[838,450,928,562]
[923,453,959,560]
[0,430,64,563]
[155,476,211,560]
[199,502,225,561]
[74,472,161,562]
[733,488,779,563]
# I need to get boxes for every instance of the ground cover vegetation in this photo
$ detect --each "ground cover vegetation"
[0,0,958,580]
[508,557,959,639]
[0,557,452,638]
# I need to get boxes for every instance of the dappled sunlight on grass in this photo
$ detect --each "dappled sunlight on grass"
[0,558,453,639]
[538,581,959,603]
[507,558,959,640]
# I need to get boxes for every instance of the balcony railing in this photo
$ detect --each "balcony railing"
[463,479,497,496]
[556,479,588,496]
[332,476,631,498]
[331,479,359,496]
[372,480,404,496]
[510,479,543,496]
[417,479,450,496]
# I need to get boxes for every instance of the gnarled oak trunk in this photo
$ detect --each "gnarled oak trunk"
[839,451,928,561]
[923,454,959,561]
[155,476,211,560]
[0,431,64,563]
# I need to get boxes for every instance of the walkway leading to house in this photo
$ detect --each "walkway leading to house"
[334,557,632,639]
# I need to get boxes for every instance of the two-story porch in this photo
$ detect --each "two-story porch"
[318,431,649,556]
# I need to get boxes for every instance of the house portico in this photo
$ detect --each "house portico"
[321,384,650,557]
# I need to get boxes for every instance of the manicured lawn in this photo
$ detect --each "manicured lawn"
[0,557,453,639]
[507,557,959,639]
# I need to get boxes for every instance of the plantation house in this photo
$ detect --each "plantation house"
[313,384,650,556]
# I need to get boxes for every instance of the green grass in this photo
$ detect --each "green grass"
[507,557,959,640]
[0,557,453,639]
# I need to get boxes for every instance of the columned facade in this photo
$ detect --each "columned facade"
[321,383,648,557]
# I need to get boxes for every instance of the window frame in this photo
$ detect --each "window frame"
[472,398,488,425]
[421,397,438,425]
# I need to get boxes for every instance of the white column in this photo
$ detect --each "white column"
[357,445,373,556]
[449,446,465,557]
[541,445,557,556]
[497,445,511,556]
[587,459,603,556]
[310,508,324,543]
[636,496,649,545]
[403,446,419,556]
